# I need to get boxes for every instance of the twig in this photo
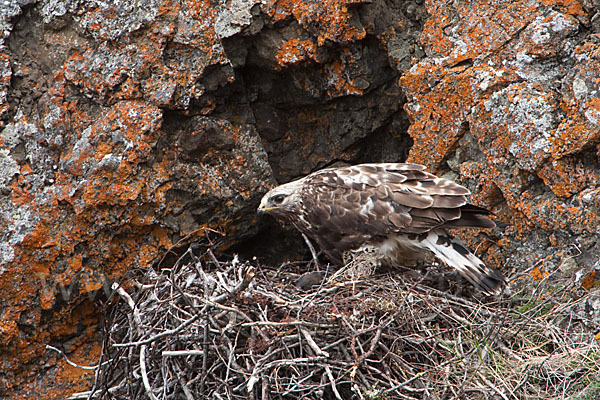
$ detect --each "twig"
[302,233,320,269]
[261,378,269,400]
[112,283,142,327]
[325,365,343,400]
[66,384,124,399]
[140,344,159,400]
[155,227,222,269]
[175,363,196,400]
[383,372,426,394]
[45,345,99,370]
[200,279,210,395]
[354,323,384,369]
[162,350,204,357]
[299,327,329,357]
[478,372,509,400]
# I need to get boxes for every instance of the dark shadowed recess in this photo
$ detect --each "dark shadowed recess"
[239,37,412,182]
[220,32,414,264]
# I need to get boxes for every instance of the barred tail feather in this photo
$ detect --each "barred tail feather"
[420,230,506,295]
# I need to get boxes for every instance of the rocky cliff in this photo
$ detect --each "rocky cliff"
[0,0,598,397]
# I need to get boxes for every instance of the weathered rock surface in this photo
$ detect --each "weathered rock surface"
[399,0,600,283]
[0,0,598,397]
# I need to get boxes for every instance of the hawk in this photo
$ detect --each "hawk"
[257,163,506,295]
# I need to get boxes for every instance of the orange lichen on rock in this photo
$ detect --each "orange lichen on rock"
[537,157,597,198]
[325,59,364,97]
[399,61,475,168]
[0,51,10,118]
[420,0,537,63]
[580,269,600,290]
[541,0,587,16]
[400,0,599,246]
[262,0,366,45]
[276,38,317,67]
[530,265,550,281]
[8,321,102,400]
[0,318,18,348]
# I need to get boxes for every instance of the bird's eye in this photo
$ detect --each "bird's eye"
[272,194,285,204]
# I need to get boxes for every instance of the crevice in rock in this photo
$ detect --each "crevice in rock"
[216,21,416,265]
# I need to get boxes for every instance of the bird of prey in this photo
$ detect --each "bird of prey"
[257,163,506,295]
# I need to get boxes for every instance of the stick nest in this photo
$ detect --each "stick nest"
[80,238,600,400]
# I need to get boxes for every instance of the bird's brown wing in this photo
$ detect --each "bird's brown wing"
[299,163,494,262]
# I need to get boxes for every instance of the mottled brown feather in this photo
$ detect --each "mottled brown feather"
[431,194,467,208]
[294,164,485,259]
[391,191,434,209]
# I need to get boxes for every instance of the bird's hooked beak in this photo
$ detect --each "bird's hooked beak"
[257,200,280,213]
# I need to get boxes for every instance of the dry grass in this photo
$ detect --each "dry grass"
[68,239,600,400]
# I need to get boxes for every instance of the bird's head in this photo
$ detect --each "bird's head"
[257,180,303,219]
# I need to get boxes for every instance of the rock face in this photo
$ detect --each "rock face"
[399,0,600,279]
[0,0,598,397]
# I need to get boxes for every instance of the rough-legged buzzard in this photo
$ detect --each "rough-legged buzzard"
[258,163,506,295]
